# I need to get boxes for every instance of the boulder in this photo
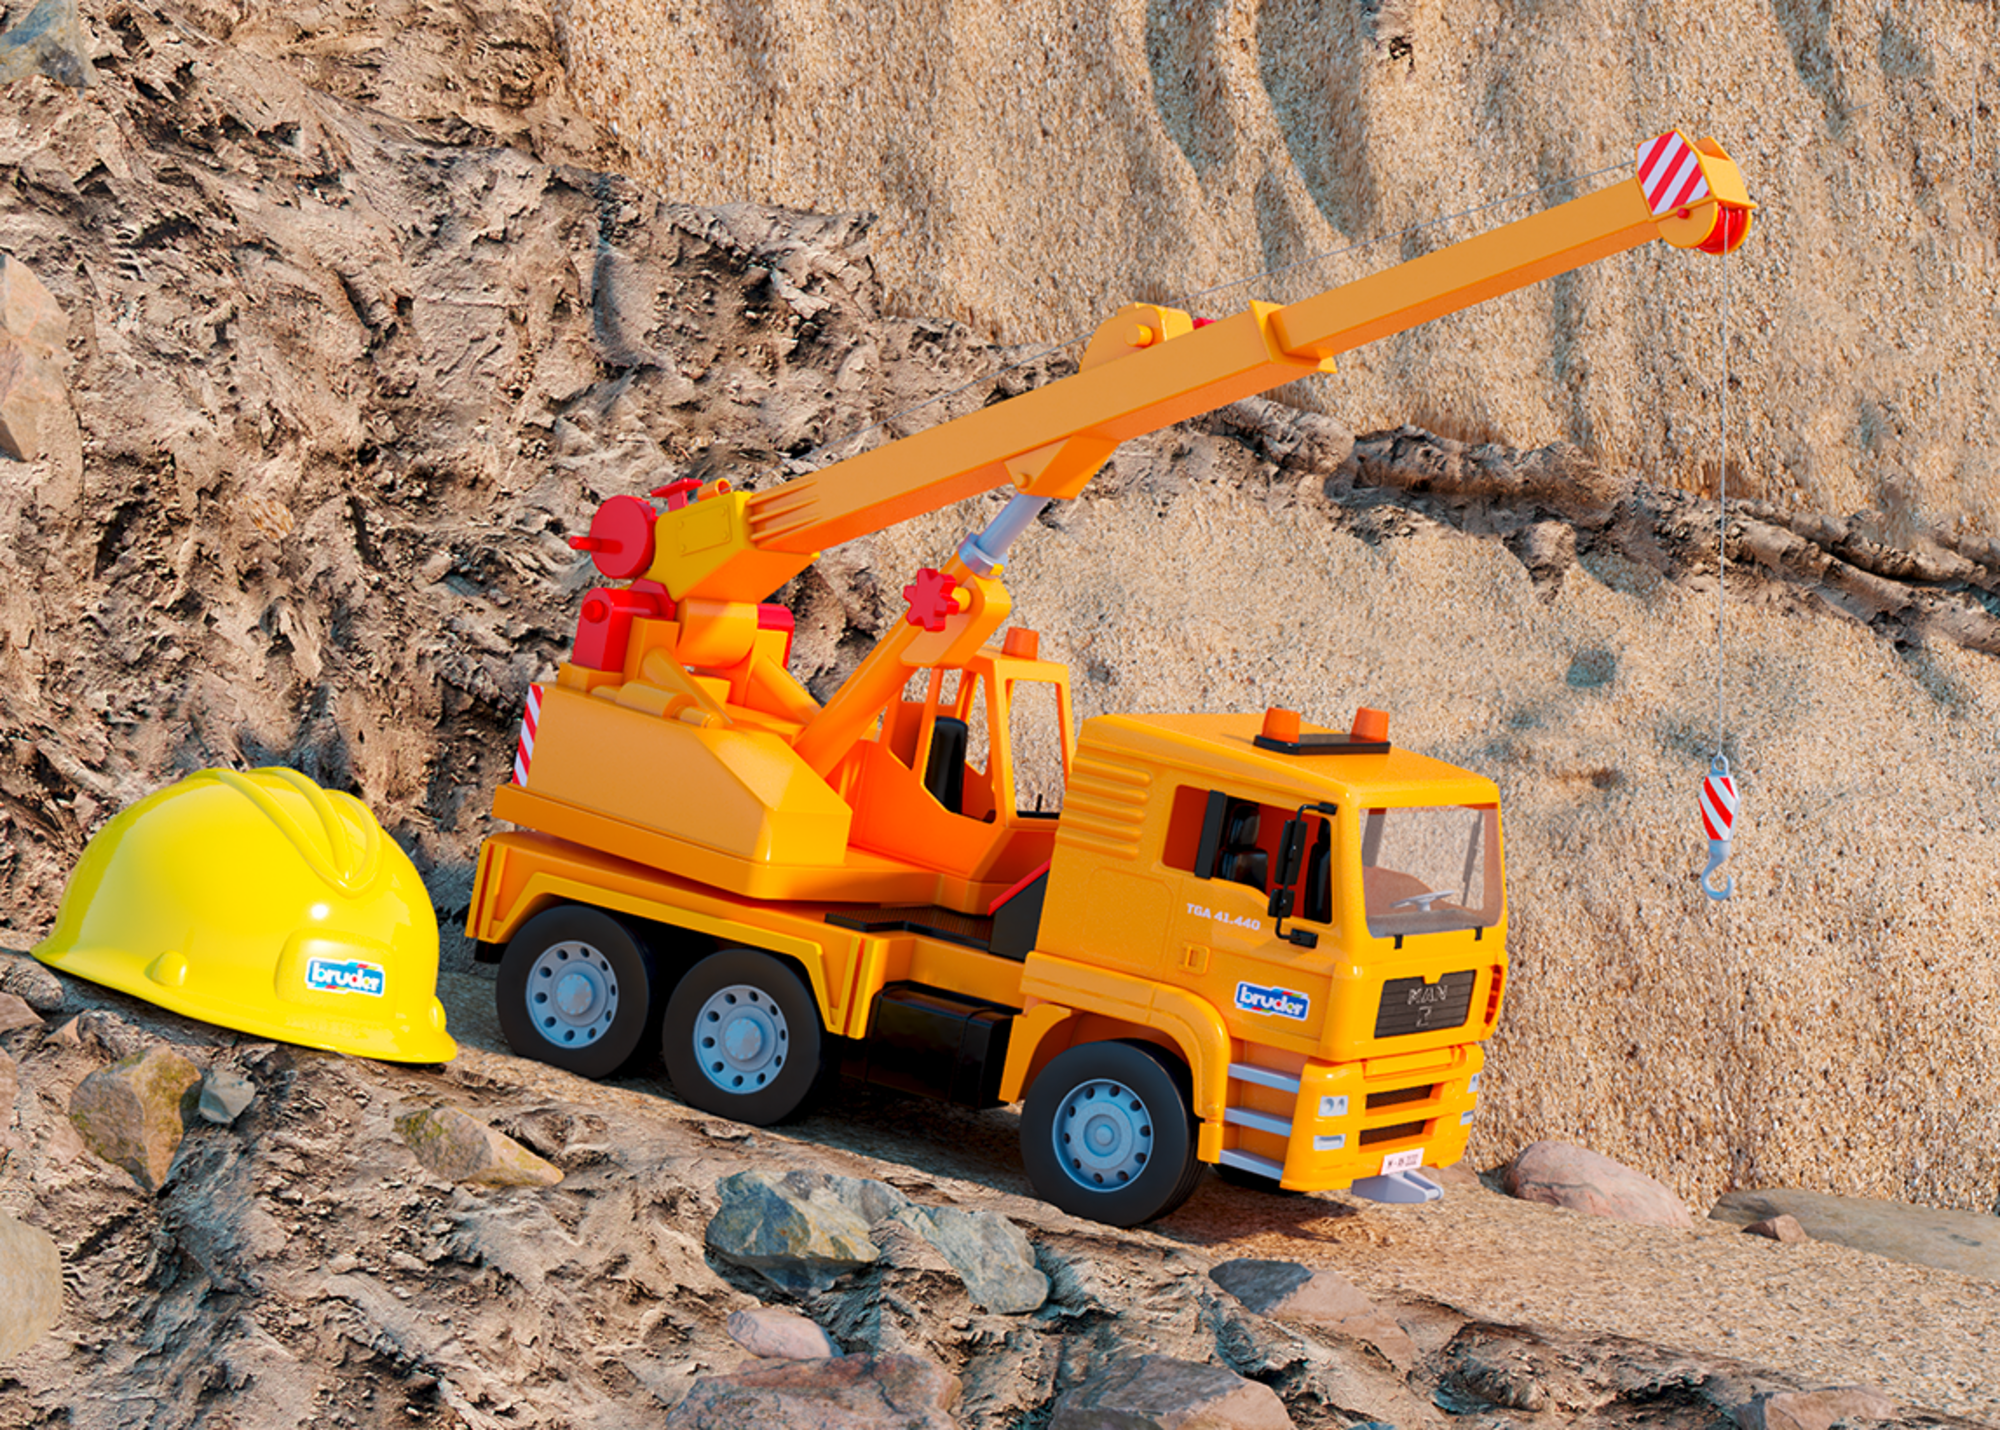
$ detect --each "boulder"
[0,1211,61,1359]
[708,1169,1046,1310]
[1050,1354,1294,1430]
[708,1170,887,1294]
[0,952,63,1013]
[887,1204,1047,1314]
[726,1307,841,1361]
[664,1352,958,1429]
[67,1045,202,1192]
[1503,1142,1693,1228]
[197,1067,257,1125]
[0,991,42,1034]
[393,1104,562,1188]
[48,1010,146,1062]
[1711,1188,2000,1279]
[1733,1386,1899,1430]
[1208,1259,1416,1369]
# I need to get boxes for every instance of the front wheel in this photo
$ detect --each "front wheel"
[1020,1040,1204,1227]
[495,904,660,1079]
[661,948,826,1125]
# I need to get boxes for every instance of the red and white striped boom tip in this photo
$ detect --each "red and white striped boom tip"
[1637,132,1712,218]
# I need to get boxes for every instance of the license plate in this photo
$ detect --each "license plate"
[1381,1147,1424,1175]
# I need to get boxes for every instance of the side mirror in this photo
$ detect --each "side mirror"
[1266,817,1308,918]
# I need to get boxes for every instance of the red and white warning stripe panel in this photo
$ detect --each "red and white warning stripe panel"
[1636,132,1711,217]
[513,685,542,786]
[1700,767,1739,841]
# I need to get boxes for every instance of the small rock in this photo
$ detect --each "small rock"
[726,1307,841,1361]
[1208,1260,1416,1370]
[1503,1141,1692,1228]
[0,953,63,1013]
[198,1068,257,1125]
[1711,1188,1999,1278]
[0,1046,18,1125]
[1733,1385,1899,1430]
[68,1045,202,1192]
[707,1170,892,1295]
[1050,1354,1294,1430]
[393,1104,562,1188]
[888,1204,1048,1314]
[0,1211,62,1359]
[1742,1214,1808,1244]
[664,1352,957,1429]
[0,992,42,1034]
[48,1010,146,1062]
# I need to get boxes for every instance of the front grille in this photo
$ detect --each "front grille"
[1366,1084,1433,1110]
[1358,1118,1427,1147]
[1374,970,1476,1038]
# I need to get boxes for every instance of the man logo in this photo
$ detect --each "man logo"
[306,957,387,997]
[1235,981,1310,1021]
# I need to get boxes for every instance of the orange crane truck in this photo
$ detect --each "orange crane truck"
[465,133,1753,1225]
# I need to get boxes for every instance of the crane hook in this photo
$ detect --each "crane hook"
[1698,755,1738,902]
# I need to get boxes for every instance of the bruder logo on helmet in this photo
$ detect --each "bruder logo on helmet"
[1235,981,1309,1020]
[306,957,388,997]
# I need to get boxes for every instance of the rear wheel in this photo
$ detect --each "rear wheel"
[1021,1040,1204,1227]
[496,905,660,1078]
[661,948,825,1125]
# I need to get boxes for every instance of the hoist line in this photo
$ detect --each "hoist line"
[1717,242,1731,761]
[794,158,1634,470]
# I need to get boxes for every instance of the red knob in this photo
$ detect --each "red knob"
[578,495,657,580]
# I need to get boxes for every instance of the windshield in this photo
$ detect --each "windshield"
[1360,804,1501,938]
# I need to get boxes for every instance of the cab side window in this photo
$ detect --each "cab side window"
[1162,787,1275,896]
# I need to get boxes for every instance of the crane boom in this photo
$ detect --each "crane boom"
[697,132,1751,589]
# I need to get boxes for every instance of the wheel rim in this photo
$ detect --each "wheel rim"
[692,984,790,1094]
[526,940,620,1048]
[1052,1077,1154,1190]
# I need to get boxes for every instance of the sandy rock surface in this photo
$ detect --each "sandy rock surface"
[558,0,2000,532]
[1,0,1999,1421]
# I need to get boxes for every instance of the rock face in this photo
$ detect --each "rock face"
[559,0,1999,545]
[0,1211,61,1359]
[708,1169,1048,1313]
[65,1044,201,1192]
[1735,1386,1901,1430]
[392,1103,562,1187]
[1711,1188,2000,1278]
[662,1353,959,1430]
[1207,1259,1416,1369]
[1048,1354,1293,1430]
[1504,1142,1694,1228]
[0,253,78,472]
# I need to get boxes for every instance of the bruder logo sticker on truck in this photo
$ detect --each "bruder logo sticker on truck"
[306,957,387,997]
[1235,982,1310,1021]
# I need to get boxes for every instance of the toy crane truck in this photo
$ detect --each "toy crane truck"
[467,132,1753,1225]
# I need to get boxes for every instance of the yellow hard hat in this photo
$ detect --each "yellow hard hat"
[33,767,455,1063]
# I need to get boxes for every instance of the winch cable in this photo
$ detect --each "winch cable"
[795,160,1631,471]
[1699,239,1741,903]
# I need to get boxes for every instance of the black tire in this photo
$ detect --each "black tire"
[1020,1039,1204,1227]
[661,948,826,1125]
[496,904,661,1079]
